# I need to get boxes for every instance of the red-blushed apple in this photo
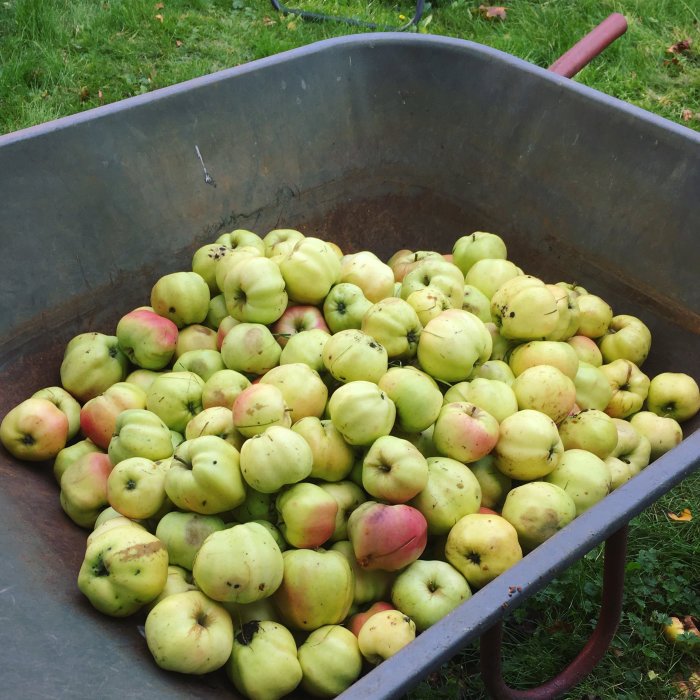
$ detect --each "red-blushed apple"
[464,258,522,300]
[443,378,518,423]
[220,322,281,376]
[239,425,314,493]
[445,512,523,589]
[175,323,219,357]
[145,370,205,433]
[0,397,70,462]
[275,481,338,549]
[226,620,303,700]
[409,456,482,536]
[405,286,453,326]
[59,451,114,528]
[107,408,173,464]
[389,250,444,283]
[468,454,512,511]
[165,435,246,515]
[150,270,210,329]
[347,601,396,637]
[222,254,288,325]
[327,380,396,447]
[598,314,652,366]
[278,327,331,372]
[500,481,577,552]
[272,548,354,631]
[417,309,492,383]
[347,501,428,571]
[322,328,388,384]
[106,456,169,519]
[60,331,129,402]
[232,382,291,438]
[544,449,612,516]
[297,624,364,697]
[145,590,234,674]
[319,481,367,542]
[340,250,396,303]
[544,284,580,342]
[258,362,328,423]
[77,521,168,616]
[322,282,373,333]
[646,372,700,423]
[452,231,507,275]
[361,296,423,360]
[576,294,613,339]
[202,368,251,410]
[31,385,81,441]
[432,401,500,464]
[279,236,342,305]
[558,409,619,459]
[400,258,465,309]
[185,405,244,450]
[271,304,329,348]
[192,521,284,603]
[155,511,227,570]
[116,306,179,370]
[629,411,683,462]
[361,435,429,504]
[508,340,580,380]
[376,366,442,434]
[493,409,564,481]
[291,416,355,482]
[600,359,650,419]
[53,438,102,484]
[217,315,239,350]
[511,364,577,424]
[567,334,604,366]
[573,361,614,411]
[357,609,417,664]
[391,558,472,631]
[330,540,395,606]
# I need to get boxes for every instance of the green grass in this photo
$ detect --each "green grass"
[0,0,698,134]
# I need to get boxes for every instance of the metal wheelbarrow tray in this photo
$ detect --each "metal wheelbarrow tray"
[0,33,698,699]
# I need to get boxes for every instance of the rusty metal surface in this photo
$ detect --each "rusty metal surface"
[0,33,698,699]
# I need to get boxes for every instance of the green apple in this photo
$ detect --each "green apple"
[573,361,614,411]
[445,512,522,589]
[405,286,453,326]
[192,242,234,295]
[558,409,619,459]
[391,559,471,631]
[193,521,284,603]
[322,282,373,333]
[471,359,515,385]
[107,408,173,464]
[239,425,314,493]
[319,481,367,543]
[150,270,210,329]
[500,481,577,551]
[263,227,305,257]
[259,362,328,423]
[298,624,363,697]
[60,331,129,402]
[339,250,395,303]
[357,609,416,664]
[464,257,522,300]
[227,620,303,700]
[460,283,493,323]
[217,228,266,253]
[544,284,580,341]
[600,358,650,418]
[53,438,102,484]
[125,368,161,392]
[467,454,511,511]
[279,236,342,305]
[185,405,244,450]
[232,382,292,438]
[279,327,331,372]
[493,409,564,481]
[400,258,465,309]
[77,521,168,616]
[205,293,229,332]
[145,590,233,674]
[433,401,500,463]
[276,482,338,549]
[544,449,612,515]
[609,417,651,476]
[165,435,246,514]
[645,372,700,422]
[508,340,580,380]
[155,511,226,569]
[172,348,226,382]
[512,365,577,424]
[291,416,355,482]
[322,328,388,384]
[389,249,444,283]
[106,456,168,519]
[452,231,507,275]
[443,378,518,423]
[409,456,482,536]
[361,434,429,504]
[145,370,205,433]
[361,296,423,360]
[220,322,281,375]
[175,323,218,357]
[598,314,652,366]
[576,294,613,339]
[0,396,70,462]
[330,540,394,606]
[629,411,683,462]
[567,334,604,366]
[201,368,251,409]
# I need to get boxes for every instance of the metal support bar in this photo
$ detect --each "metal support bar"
[479,524,629,699]
[269,0,425,31]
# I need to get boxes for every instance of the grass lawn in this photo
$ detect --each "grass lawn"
[1,0,698,698]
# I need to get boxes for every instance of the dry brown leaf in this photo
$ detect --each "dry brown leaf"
[175,39,183,47]
[154,13,163,22]
[79,87,89,102]
[263,16,275,25]
[668,508,692,521]
[98,90,103,103]
[682,109,694,122]
[667,38,692,54]
[478,5,507,20]
[155,1,164,8]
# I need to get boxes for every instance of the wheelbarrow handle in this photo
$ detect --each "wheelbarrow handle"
[548,12,628,78]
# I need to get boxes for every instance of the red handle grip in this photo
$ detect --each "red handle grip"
[548,12,628,78]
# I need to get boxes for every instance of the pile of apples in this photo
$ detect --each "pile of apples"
[2,228,698,699]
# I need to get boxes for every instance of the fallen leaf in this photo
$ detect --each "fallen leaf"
[666,38,692,54]
[98,89,103,103]
[154,13,163,22]
[263,16,275,25]
[648,670,660,680]
[682,109,693,121]
[668,508,692,521]
[79,86,89,102]
[155,1,164,8]
[287,19,296,30]
[478,5,506,20]
[175,39,183,46]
